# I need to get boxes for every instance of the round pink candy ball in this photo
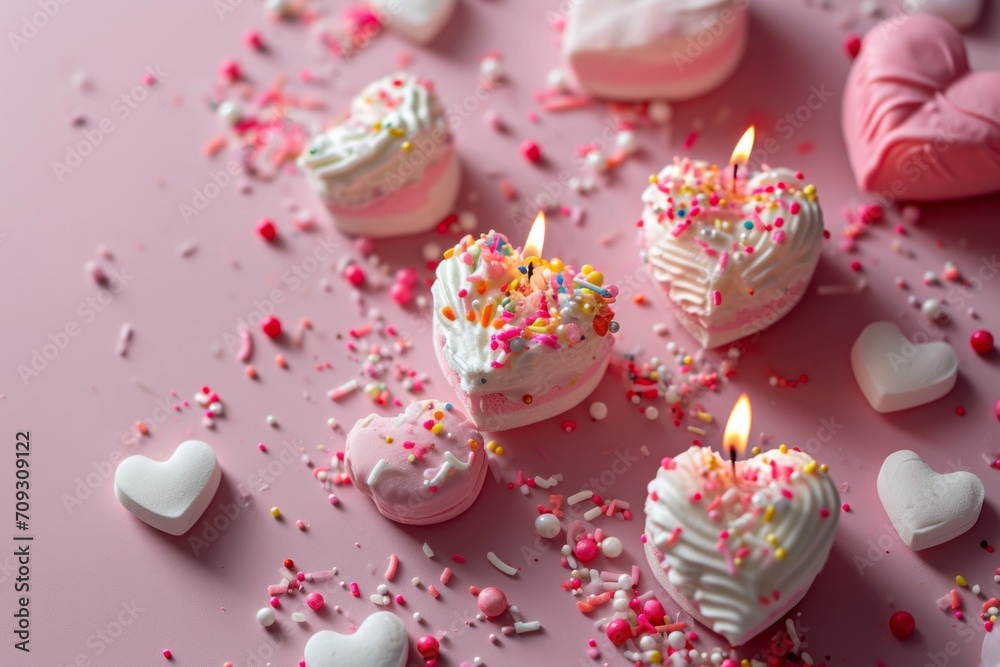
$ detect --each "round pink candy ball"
[306,592,324,610]
[416,635,440,658]
[574,538,599,563]
[642,599,666,625]
[477,587,508,618]
[606,618,632,647]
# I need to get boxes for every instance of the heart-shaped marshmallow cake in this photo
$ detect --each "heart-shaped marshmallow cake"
[877,450,984,551]
[843,14,1000,201]
[298,72,459,236]
[370,0,457,44]
[851,321,958,413]
[431,231,619,431]
[563,0,750,101]
[640,158,825,348]
[345,399,488,525]
[304,611,408,667]
[114,440,222,536]
[645,445,840,646]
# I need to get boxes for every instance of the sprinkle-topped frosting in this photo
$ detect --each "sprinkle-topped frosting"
[431,231,619,398]
[346,400,487,525]
[644,445,840,645]
[298,73,451,208]
[640,157,824,347]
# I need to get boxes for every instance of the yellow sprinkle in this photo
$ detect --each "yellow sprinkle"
[956,575,968,587]
[682,355,693,365]
[371,121,382,131]
[775,548,787,560]
[649,651,662,664]
[766,534,778,545]
[585,270,604,286]
[804,184,817,196]
[407,454,416,463]
[648,174,659,184]
[687,426,707,436]
[742,661,752,667]
[764,505,775,523]
[385,436,394,444]
[803,460,818,475]
[443,248,455,259]
[696,411,713,423]
[270,507,282,518]
[734,557,743,568]
[581,264,594,274]
[486,440,498,452]
[751,446,761,456]
[779,444,788,454]
[820,463,829,473]
[549,258,564,272]
[431,423,444,436]
[389,127,405,137]
[494,446,504,456]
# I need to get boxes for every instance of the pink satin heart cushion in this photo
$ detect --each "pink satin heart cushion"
[843,14,1000,201]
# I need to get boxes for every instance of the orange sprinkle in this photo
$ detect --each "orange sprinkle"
[202,134,227,157]
[443,248,455,259]
[500,178,517,200]
[441,306,456,321]
[492,319,504,329]
[275,354,288,368]
[632,293,646,305]
[135,420,149,435]
[245,365,257,379]
[465,308,476,322]
[480,303,494,328]
[542,95,592,112]
[476,282,487,295]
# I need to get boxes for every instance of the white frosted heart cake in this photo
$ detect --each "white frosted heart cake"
[431,231,619,431]
[644,445,840,646]
[298,72,459,237]
[640,158,825,348]
[563,0,750,101]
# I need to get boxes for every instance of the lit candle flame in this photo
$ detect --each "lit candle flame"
[723,393,751,458]
[729,126,755,166]
[523,211,546,260]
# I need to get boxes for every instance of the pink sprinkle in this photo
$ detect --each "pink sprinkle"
[521,140,542,163]
[219,58,241,82]
[395,594,405,605]
[386,554,399,580]
[841,503,851,512]
[850,259,862,272]
[844,34,862,59]
[245,28,263,49]
[267,584,288,596]
[683,131,698,150]
[350,582,360,597]
[452,553,468,564]
[440,567,453,585]
[269,596,280,608]
[820,508,830,518]
[712,290,722,306]
[162,650,172,659]
[428,585,440,599]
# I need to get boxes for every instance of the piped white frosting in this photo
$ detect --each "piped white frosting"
[298,73,451,208]
[640,159,824,347]
[644,446,840,645]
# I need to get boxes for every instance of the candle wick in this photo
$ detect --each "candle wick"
[729,446,737,477]
[733,163,738,182]
[527,261,535,281]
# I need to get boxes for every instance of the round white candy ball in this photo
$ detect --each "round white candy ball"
[534,513,561,539]
[600,536,623,558]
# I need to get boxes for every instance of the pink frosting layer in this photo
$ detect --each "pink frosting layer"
[843,14,1000,201]
[434,330,610,432]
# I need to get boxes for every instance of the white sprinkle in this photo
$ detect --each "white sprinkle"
[487,551,517,576]
[422,543,435,558]
[370,594,388,605]
[568,490,593,505]
[589,402,608,421]
[514,621,541,634]
[116,323,133,357]
[367,459,390,486]
[266,415,277,426]
[413,612,423,622]
[291,612,306,622]
[786,618,801,651]
[583,506,603,521]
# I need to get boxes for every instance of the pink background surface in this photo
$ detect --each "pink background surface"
[2,0,999,665]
